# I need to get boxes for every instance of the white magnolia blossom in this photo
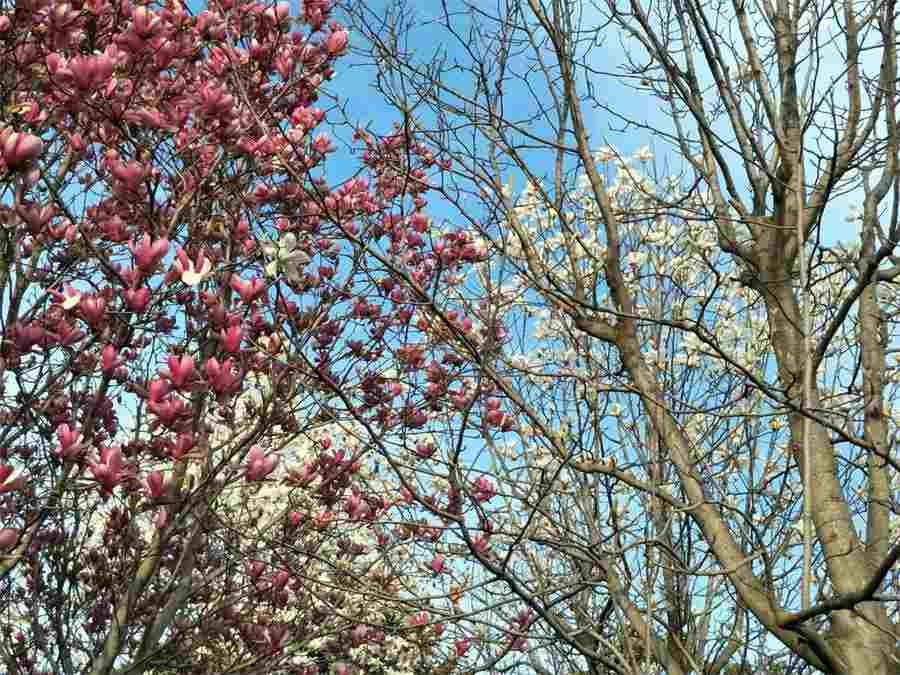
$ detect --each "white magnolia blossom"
[261,232,311,282]
[633,145,654,161]
[594,145,619,162]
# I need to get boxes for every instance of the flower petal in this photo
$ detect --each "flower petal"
[284,249,311,265]
[280,232,297,250]
[182,269,206,286]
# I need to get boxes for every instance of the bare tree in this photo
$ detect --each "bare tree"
[336,0,900,672]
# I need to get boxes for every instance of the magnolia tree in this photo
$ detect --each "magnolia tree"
[0,1,466,673]
[312,0,900,673]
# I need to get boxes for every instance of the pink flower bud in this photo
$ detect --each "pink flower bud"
[415,442,436,459]
[55,424,83,459]
[168,432,194,460]
[124,287,151,313]
[80,294,107,324]
[485,408,505,427]
[430,554,446,575]
[407,611,428,627]
[89,445,124,494]
[245,447,279,481]
[130,234,170,270]
[132,6,161,37]
[0,528,18,549]
[247,560,265,578]
[473,476,496,502]
[164,354,195,389]
[263,1,290,23]
[220,324,242,353]
[324,28,348,56]
[272,568,290,590]
[101,345,119,373]
[142,470,168,499]
[147,378,170,402]
[2,131,43,168]
[229,274,266,304]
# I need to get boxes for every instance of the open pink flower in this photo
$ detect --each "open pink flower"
[52,284,83,310]
[229,274,266,304]
[173,247,212,286]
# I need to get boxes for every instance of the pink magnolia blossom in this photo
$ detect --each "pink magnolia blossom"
[263,2,290,24]
[147,378,171,402]
[130,234,170,270]
[124,287,151,313]
[407,611,428,627]
[142,470,169,499]
[229,274,266,304]
[333,663,357,675]
[148,396,190,428]
[131,6,161,38]
[311,132,336,154]
[245,446,279,481]
[52,284,83,310]
[0,465,24,494]
[162,354,195,388]
[220,324,243,353]
[173,248,212,286]
[324,28,348,56]
[205,357,240,394]
[101,345,122,373]
[168,432,195,460]
[109,159,147,191]
[55,424,83,460]
[247,560,266,578]
[271,568,290,590]
[80,294,107,325]
[89,445,125,493]
[414,441,436,459]
[68,53,115,90]
[0,529,17,549]
[1,130,43,168]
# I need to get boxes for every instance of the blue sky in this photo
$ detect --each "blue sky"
[325,0,863,252]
